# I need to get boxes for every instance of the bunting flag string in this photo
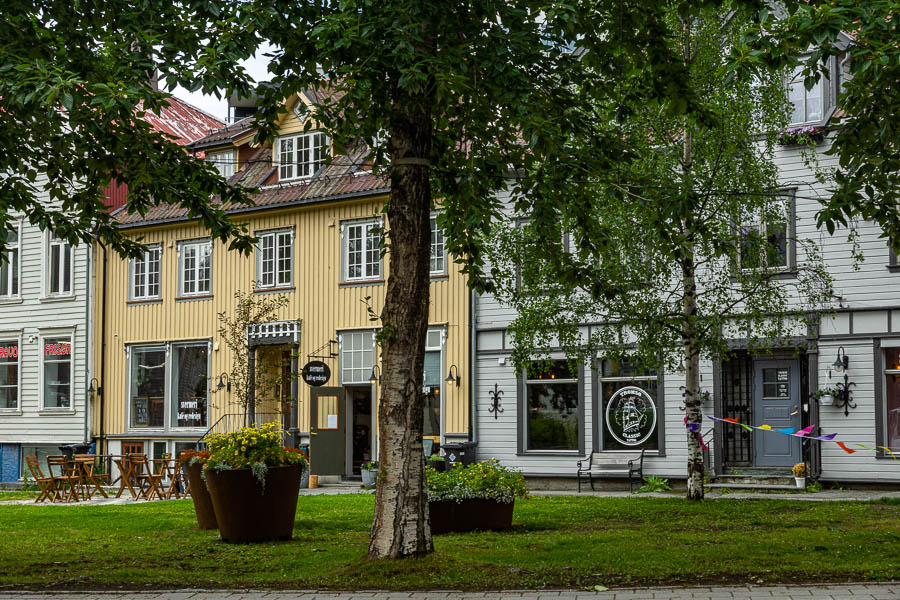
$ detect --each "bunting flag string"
[706,415,898,460]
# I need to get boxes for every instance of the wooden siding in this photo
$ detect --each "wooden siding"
[96,195,470,440]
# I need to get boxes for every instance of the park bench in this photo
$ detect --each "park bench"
[576,449,645,493]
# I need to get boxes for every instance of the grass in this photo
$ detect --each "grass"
[0,495,898,590]
[0,491,39,501]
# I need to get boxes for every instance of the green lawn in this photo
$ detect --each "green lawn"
[0,491,39,501]
[0,495,898,590]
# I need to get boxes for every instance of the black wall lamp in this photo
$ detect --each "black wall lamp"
[831,346,856,417]
[216,373,231,392]
[368,365,381,385]
[445,364,461,387]
[87,377,102,397]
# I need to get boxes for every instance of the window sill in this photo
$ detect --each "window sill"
[127,298,163,305]
[339,279,385,288]
[0,409,23,415]
[430,274,449,281]
[175,294,213,302]
[40,295,76,303]
[38,408,76,415]
[254,286,295,294]
[516,450,584,457]
[0,297,23,305]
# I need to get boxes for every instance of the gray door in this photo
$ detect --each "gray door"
[752,360,801,467]
[310,387,345,476]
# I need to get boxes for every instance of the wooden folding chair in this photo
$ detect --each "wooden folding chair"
[46,456,80,502]
[114,456,138,498]
[25,456,59,503]
[74,454,108,499]
[131,454,165,500]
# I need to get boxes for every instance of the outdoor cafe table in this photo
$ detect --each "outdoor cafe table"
[71,455,108,499]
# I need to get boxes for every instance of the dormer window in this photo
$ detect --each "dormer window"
[278,132,328,181]
[787,61,836,127]
[206,149,236,178]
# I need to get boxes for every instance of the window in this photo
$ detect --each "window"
[342,220,381,282]
[47,233,72,296]
[20,445,58,478]
[257,229,294,288]
[278,132,328,181]
[786,61,834,126]
[600,360,660,451]
[42,336,72,409]
[178,239,212,296]
[130,245,161,300]
[206,149,236,178]
[130,346,166,428]
[0,224,20,298]
[171,343,209,428]
[739,198,793,271]
[882,348,900,452]
[430,215,445,275]
[423,329,443,437]
[0,340,19,409]
[524,360,580,451]
[340,330,375,384]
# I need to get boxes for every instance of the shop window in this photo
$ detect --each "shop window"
[170,343,209,429]
[42,336,72,409]
[0,340,18,409]
[340,330,375,384]
[130,346,166,428]
[20,445,58,478]
[524,360,580,451]
[882,348,900,452]
[423,347,442,437]
[600,359,660,451]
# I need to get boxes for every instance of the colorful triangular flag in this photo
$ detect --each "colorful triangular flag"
[759,424,772,430]
[793,425,815,437]
[813,433,837,441]
[836,442,857,454]
[776,427,796,435]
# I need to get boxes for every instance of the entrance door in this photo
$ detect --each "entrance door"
[752,359,801,467]
[310,387,345,476]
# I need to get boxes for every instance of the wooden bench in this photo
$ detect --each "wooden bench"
[576,450,645,492]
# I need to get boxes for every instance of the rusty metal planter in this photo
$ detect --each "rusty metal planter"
[429,499,515,535]
[186,462,217,530]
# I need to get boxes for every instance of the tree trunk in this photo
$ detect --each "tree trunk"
[681,257,704,501]
[368,79,435,559]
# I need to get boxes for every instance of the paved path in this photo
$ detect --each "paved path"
[0,583,898,599]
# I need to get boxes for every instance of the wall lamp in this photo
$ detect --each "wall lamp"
[445,364,461,387]
[216,373,231,392]
[87,377,102,398]
[368,365,381,385]
[832,346,849,372]
[831,347,856,417]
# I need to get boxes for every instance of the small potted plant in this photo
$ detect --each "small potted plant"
[792,462,807,489]
[360,461,378,488]
[426,459,527,534]
[178,448,215,530]
[426,453,446,472]
[811,388,836,406]
[203,423,308,543]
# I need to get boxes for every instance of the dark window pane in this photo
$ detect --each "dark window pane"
[527,381,578,450]
[602,380,660,451]
[172,345,208,428]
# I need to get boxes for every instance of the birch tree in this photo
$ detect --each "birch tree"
[488,3,834,500]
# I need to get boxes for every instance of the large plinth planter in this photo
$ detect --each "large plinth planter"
[186,462,217,530]
[429,499,515,535]
[204,464,302,543]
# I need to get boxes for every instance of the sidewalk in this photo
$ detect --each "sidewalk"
[0,583,898,599]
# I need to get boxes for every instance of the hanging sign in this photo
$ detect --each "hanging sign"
[606,385,657,446]
[302,361,331,387]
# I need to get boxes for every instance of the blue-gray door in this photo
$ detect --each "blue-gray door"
[752,360,801,467]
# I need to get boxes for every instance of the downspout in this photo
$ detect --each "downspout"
[469,288,477,444]
[98,242,108,455]
[83,242,92,443]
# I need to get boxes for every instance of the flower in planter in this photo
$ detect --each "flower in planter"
[792,462,807,478]
[777,126,825,146]
[204,423,307,487]
[426,459,527,504]
[177,448,210,467]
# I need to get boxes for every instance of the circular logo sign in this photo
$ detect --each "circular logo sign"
[605,386,657,447]
[302,361,331,387]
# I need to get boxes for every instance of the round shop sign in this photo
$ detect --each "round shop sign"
[605,385,657,447]
[302,361,331,387]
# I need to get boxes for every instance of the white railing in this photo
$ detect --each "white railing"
[246,320,301,345]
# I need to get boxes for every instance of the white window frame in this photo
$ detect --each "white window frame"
[177,239,212,297]
[39,331,74,411]
[130,245,162,300]
[341,219,382,282]
[786,59,835,127]
[423,327,445,439]
[44,231,73,297]
[170,341,212,430]
[127,344,168,430]
[0,334,21,411]
[0,220,21,300]
[429,214,446,276]
[339,330,377,385]
[256,228,294,289]
[206,149,236,178]
[277,132,329,182]
[739,195,795,272]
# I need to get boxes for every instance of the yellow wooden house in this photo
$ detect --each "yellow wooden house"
[93,91,471,477]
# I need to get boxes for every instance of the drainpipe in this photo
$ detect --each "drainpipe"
[290,341,299,447]
[98,242,108,456]
[83,243,92,443]
[469,288,477,444]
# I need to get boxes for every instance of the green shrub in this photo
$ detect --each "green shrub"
[426,459,527,503]
[635,476,671,493]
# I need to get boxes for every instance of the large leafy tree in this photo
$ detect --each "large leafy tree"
[487,3,834,500]
[731,1,900,244]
